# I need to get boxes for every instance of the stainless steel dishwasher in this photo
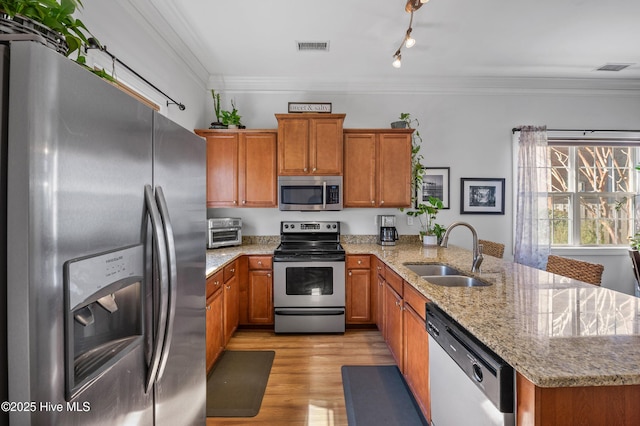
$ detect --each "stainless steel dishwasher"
[426,303,515,426]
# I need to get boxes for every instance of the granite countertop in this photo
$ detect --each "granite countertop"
[207,239,640,388]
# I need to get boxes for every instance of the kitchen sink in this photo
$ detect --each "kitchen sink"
[403,263,461,276]
[421,275,491,288]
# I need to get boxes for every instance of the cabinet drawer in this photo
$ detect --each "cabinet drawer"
[403,282,429,321]
[223,260,237,282]
[347,255,370,269]
[249,256,272,270]
[385,266,403,296]
[206,270,223,298]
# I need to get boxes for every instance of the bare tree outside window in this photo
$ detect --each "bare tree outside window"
[547,145,635,246]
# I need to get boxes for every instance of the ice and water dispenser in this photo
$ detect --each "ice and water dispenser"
[64,244,145,399]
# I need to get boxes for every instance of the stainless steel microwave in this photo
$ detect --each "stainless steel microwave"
[278,176,343,211]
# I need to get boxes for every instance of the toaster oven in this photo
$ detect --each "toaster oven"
[207,217,242,249]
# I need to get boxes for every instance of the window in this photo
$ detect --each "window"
[547,138,639,246]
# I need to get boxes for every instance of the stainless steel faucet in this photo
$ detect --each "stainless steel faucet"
[440,221,484,272]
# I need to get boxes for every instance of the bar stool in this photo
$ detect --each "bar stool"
[478,239,505,259]
[545,254,604,286]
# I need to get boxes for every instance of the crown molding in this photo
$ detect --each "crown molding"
[209,75,640,96]
[122,0,209,87]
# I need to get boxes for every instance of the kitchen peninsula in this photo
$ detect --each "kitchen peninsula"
[206,240,640,425]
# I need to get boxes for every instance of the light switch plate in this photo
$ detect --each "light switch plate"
[407,216,414,225]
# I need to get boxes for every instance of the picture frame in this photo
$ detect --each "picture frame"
[460,178,505,214]
[287,102,332,113]
[417,167,450,209]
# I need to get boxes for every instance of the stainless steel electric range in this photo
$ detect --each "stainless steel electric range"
[273,221,346,333]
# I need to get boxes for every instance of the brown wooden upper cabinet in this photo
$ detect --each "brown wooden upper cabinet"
[343,129,413,208]
[195,129,277,208]
[275,113,345,175]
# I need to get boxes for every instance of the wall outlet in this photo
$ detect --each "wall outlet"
[407,216,414,226]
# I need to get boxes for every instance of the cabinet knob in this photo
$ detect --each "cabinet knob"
[267,273,271,278]
[206,305,211,311]
[226,285,230,290]
[215,280,220,286]
[357,259,362,264]
[348,271,352,276]
[304,167,308,172]
[233,200,237,205]
[312,167,317,172]
[242,200,246,205]
[380,200,385,205]
[230,268,235,273]
[371,200,375,204]
[258,261,262,265]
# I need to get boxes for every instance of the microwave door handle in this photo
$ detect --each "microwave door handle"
[323,181,327,209]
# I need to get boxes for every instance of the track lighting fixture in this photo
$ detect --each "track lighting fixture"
[392,0,431,68]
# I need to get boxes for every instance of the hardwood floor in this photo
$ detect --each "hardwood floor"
[206,329,396,425]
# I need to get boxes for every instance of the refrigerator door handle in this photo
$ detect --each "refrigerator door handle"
[144,184,169,393]
[154,185,177,382]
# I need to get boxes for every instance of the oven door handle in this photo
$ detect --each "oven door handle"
[275,309,345,316]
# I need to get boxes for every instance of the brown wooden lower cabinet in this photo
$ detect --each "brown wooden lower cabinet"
[247,256,274,324]
[516,373,640,426]
[374,257,386,333]
[403,283,431,423]
[205,270,224,373]
[223,260,239,344]
[205,288,223,374]
[346,255,376,324]
[383,280,403,370]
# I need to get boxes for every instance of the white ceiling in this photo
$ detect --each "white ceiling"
[141,0,640,90]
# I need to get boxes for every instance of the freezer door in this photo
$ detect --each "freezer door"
[6,41,154,425]
[151,112,206,425]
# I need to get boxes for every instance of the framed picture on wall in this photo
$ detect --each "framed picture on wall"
[460,178,505,214]
[417,167,450,209]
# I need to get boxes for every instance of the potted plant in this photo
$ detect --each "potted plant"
[405,196,445,245]
[220,99,242,128]
[209,89,226,128]
[0,0,94,62]
[391,112,418,129]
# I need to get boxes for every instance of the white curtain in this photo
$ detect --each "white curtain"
[514,126,550,269]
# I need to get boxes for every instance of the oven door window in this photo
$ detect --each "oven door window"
[285,267,333,296]
[211,230,239,243]
[281,185,323,205]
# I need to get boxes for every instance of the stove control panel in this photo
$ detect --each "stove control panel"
[281,221,340,233]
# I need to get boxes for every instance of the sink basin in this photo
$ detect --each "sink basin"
[403,263,461,276]
[421,275,491,288]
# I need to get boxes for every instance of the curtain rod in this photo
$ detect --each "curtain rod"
[86,38,186,111]
[512,127,640,134]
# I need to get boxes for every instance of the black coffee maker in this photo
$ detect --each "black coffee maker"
[377,215,399,246]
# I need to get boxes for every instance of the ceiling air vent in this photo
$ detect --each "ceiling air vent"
[596,63,633,72]
[296,41,330,52]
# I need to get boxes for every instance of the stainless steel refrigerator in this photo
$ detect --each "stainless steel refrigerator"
[0,39,206,425]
